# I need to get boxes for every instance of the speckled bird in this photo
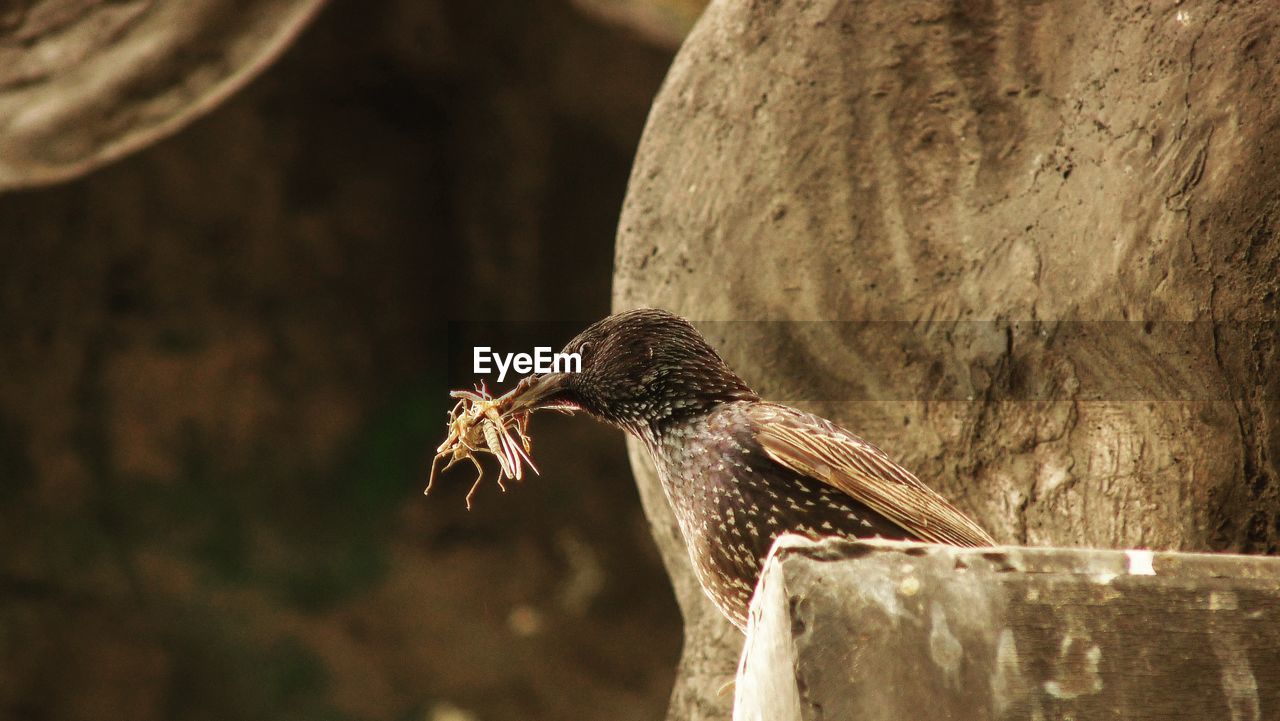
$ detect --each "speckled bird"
[508,308,994,631]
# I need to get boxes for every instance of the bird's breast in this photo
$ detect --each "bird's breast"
[646,403,910,629]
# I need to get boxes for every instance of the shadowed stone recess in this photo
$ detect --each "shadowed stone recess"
[0,1,682,718]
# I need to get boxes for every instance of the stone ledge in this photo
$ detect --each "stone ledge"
[734,536,1280,721]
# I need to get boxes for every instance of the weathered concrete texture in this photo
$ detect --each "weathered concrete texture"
[735,536,1280,721]
[614,1,1280,717]
[0,0,326,190]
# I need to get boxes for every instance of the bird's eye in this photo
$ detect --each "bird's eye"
[577,342,591,355]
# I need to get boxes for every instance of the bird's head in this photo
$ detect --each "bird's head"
[508,308,758,435]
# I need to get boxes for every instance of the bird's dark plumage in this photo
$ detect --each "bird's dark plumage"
[509,308,994,630]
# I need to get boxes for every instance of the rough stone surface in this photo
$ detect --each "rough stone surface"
[0,0,326,190]
[614,1,1280,717]
[735,536,1280,721]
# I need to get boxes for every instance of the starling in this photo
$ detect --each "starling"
[508,308,995,631]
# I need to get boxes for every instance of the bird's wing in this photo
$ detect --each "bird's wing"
[748,403,996,547]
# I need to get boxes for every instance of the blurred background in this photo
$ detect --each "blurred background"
[0,1,708,719]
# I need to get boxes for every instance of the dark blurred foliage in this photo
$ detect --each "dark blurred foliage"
[0,1,683,719]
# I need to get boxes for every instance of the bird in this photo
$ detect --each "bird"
[507,308,995,631]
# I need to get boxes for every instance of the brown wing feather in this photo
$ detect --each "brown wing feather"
[748,403,995,547]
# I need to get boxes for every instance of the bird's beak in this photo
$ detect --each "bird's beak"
[505,372,576,414]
